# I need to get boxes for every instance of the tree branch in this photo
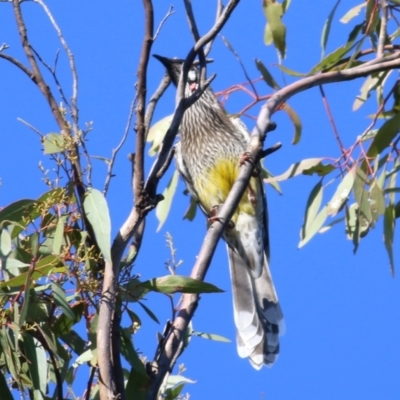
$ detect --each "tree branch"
[98,0,154,398]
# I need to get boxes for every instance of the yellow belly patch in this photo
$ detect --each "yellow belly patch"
[194,157,256,221]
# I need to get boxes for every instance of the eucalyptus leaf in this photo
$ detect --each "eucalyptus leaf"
[141,275,224,294]
[83,188,112,265]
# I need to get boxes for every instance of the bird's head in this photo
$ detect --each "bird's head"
[153,55,206,96]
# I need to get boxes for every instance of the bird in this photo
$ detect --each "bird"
[154,55,284,369]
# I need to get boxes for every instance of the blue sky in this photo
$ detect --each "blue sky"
[1,1,400,399]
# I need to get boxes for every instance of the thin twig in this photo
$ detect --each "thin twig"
[30,45,71,111]
[153,5,175,41]
[204,0,224,56]
[221,35,259,97]
[319,85,346,155]
[17,118,44,138]
[34,0,79,136]
[0,52,33,79]
[103,97,136,195]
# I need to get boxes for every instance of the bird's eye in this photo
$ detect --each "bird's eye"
[188,69,197,82]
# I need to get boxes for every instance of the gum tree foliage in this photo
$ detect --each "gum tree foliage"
[0,0,399,399]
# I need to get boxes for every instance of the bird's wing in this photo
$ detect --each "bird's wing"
[228,247,283,369]
[174,141,209,216]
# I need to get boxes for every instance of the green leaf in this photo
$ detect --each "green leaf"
[369,180,385,222]
[165,374,195,389]
[164,383,185,400]
[19,284,33,327]
[321,0,341,59]
[120,330,148,377]
[300,181,323,245]
[302,162,335,177]
[23,333,47,397]
[0,255,65,288]
[52,282,76,321]
[83,188,112,265]
[299,206,328,248]
[0,229,11,257]
[255,59,280,90]
[73,349,94,367]
[326,169,355,216]
[353,168,372,223]
[156,170,179,232]
[264,158,324,183]
[52,218,64,255]
[147,115,173,156]
[263,0,287,59]
[183,196,198,221]
[282,0,291,13]
[366,115,400,159]
[384,204,395,275]
[42,133,65,154]
[310,23,363,73]
[261,167,282,194]
[137,301,159,324]
[141,275,224,294]
[281,103,302,144]
[126,366,149,400]
[275,64,305,77]
[192,331,231,342]
[353,72,386,111]
[0,199,36,229]
[120,278,147,302]
[340,3,366,23]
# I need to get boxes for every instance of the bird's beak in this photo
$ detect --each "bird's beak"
[153,54,183,86]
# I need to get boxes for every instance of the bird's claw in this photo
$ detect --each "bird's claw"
[239,152,260,177]
[209,205,235,229]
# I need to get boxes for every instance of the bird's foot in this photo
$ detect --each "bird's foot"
[208,205,235,229]
[239,152,260,177]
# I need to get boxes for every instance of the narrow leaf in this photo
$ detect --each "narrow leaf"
[147,115,173,156]
[0,229,11,257]
[366,114,400,159]
[299,206,328,248]
[281,103,302,144]
[301,181,323,242]
[255,59,280,90]
[141,275,224,294]
[264,158,323,183]
[156,170,179,232]
[384,204,396,275]
[137,301,159,324]
[340,3,366,23]
[52,218,64,255]
[52,282,76,321]
[302,162,335,177]
[321,0,341,59]
[83,188,112,265]
[263,1,287,59]
[353,168,372,223]
[192,331,231,342]
[326,169,355,216]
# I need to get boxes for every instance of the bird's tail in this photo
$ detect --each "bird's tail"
[227,247,284,369]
